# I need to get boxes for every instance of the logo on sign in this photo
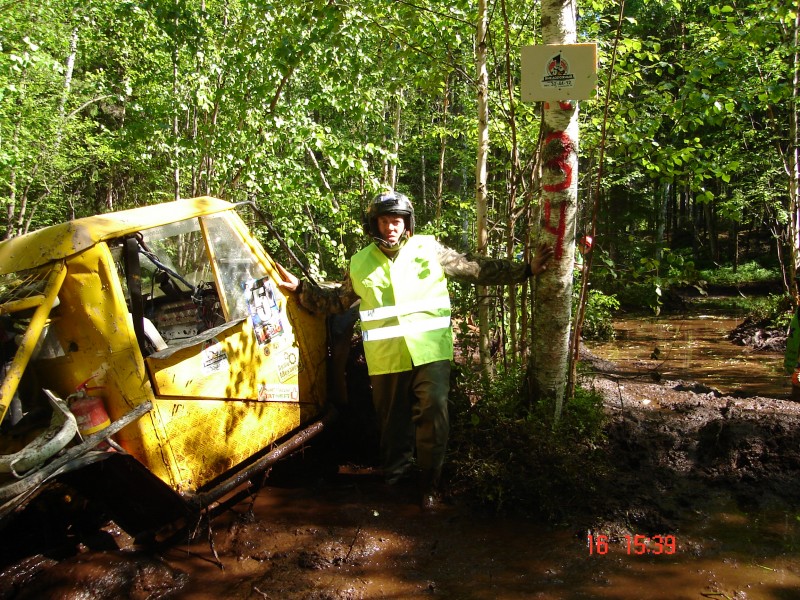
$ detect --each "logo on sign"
[542,53,575,89]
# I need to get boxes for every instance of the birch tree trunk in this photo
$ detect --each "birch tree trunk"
[530,0,579,419]
[57,28,78,143]
[475,0,492,378]
[390,89,403,189]
[502,0,520,361]
[789,9,800,297]
[436,75,450,225]
[172,33,180,202]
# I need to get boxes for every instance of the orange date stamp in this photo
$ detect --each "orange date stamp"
[588,534,677,556]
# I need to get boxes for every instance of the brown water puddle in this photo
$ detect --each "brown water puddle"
[154,476,800,599]
[3,439,800,598]
[588,314,790,398]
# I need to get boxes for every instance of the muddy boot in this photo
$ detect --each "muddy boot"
[791,369,800,401]
[419,468,441,512]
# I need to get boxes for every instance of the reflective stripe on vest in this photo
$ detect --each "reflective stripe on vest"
[360,296,451,322]
[350,235,453,375]
[362,315,451,342]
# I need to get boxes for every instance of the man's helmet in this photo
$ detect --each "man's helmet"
[364,190,415,250]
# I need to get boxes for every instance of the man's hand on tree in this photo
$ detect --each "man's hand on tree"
[530,243,555,276]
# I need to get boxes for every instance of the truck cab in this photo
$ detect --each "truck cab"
[0,197,330,536]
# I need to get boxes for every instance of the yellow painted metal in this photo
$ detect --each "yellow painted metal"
[220,209,329,407]
[2,198,329,496]
[0,263,66,424]
[0,294,47,315]
[150,399,304,492]
[0,197,233,276]
[31,243,182,488]
[146,318,302,400]
[140,210,328,490]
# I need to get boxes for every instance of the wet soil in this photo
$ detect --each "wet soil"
[3,333,800,598]
[579,349,800,523]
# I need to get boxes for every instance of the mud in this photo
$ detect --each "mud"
[1,550,188,599]
[581,362,800,534]
[3,344,800,598]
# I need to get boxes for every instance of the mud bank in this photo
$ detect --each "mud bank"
[583,369,800,535]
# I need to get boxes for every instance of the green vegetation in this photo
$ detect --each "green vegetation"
[698,262,782,287]
[448,365,608,519]
[739,294,794,329]
[577,289,620,341]
[2,1,796,288]
[589,252,787,316]
[688,295,758,314]
[1,0,797,405]
[692,260,791,326]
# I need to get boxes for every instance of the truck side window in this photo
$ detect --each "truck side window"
[113,219,224,345]
[202,213,272,322]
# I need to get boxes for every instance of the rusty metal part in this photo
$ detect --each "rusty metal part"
[186,405,338,511]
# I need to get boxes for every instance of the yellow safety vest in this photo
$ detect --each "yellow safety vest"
[350,235,453,375]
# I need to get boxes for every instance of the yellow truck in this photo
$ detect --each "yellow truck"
[0,197,332,536]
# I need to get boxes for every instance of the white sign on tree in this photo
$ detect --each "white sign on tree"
[521,44,597,101]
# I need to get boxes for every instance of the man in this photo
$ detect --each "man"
[277,190,553,509]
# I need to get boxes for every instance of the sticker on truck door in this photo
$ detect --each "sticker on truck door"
[244,277,286,346]
[201,337,230,374]
[257,383,300,402]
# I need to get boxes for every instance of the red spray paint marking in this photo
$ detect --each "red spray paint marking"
[542,131,573,193]
[539,101,577,261]
[542,198,567,259]
[545,101,573,110]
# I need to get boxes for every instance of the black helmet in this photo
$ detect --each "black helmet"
[364,190,415,250]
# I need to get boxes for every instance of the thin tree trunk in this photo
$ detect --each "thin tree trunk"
[436,75,450,225]
[705,199,718,263]
[172,30,180,202]
[390,89,403,189]
[790,9,800,296]
[656,180,671,262]
[305,143,340,210]
[421,152,427,208]
[382,98,390,185]
[501,0,520,361]
[5,123,21,239]
[475,0,492,379]
[56,28,78,146]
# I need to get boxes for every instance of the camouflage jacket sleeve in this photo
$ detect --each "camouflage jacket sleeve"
[296,277,360,315]
[435,240,531,285]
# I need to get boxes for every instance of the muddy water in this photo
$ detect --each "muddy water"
[587,313,790,398]
[156,475,800,599]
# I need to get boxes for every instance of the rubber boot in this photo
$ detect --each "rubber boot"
[792,370,800,402]
[419,468,441,512]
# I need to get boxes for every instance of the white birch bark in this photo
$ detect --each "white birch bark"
[790,10,800,296]
[531,0,579,419]
[476,0,492,377]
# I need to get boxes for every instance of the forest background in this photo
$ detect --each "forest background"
[1,0,797,373]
